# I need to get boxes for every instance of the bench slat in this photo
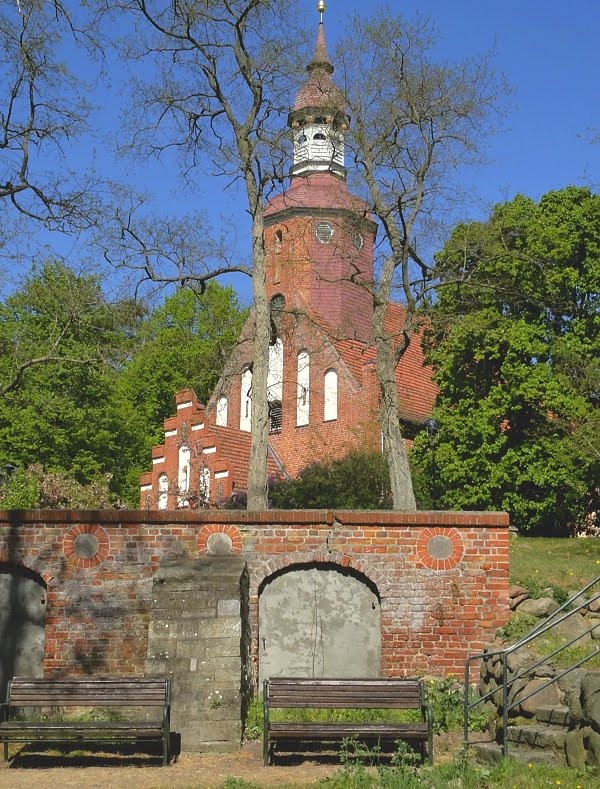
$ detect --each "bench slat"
[2,677,171,765]
[263,678,432,767]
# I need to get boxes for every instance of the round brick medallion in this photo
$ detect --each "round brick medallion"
[73,533,100,559]
[197,524,242,556]
[63,525,109,568]
[416,527,464,570]
[206,532,233,556]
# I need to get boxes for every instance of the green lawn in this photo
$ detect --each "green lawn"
[509,534,600,596]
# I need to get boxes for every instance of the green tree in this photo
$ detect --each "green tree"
[268,451,392,510]
[116,283,246,501]
[412,187,599,534]
[0,260,138,503]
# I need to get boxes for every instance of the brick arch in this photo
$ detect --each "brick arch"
[197,524,242,556]
[251,550,385,600]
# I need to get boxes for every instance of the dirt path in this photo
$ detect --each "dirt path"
[0,733,467,788]
[0,741,341,789]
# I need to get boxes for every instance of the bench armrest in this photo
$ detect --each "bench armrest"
[0,703,8,723]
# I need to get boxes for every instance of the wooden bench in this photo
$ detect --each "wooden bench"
[0,677,171,765]
[263,677,433,765]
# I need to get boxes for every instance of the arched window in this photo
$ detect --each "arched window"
[216,395,228,427]
[313,132,326,141]
[274,229,283,254]
[267,338,284,432]
[240,368,252,432]
[158,473,168,510]
[297,350,310,426]
[324,369,338,421]
[200,466,210,504]
[178,445,190,507]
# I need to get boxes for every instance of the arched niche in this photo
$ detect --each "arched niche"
[0,563,47,699]
[258,561,381,684]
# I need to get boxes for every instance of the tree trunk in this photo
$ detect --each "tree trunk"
[373,300,417,511]
[246,210,270,510]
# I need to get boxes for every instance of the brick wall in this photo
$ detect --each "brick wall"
[0,509,510,681]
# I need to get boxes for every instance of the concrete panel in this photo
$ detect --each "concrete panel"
[0,568,46,698]
[259,565,380,683]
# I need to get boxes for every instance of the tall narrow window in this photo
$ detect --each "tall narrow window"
[216,396,228,427]
[240,368,252,432]
[324,369,338,421]
[158,473,168,510]
[297,350,310,426]
[267,338,284,432]
[200,466,210,504]
[178,445,190,507]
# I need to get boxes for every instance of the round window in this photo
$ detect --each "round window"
[316,222,334,244]
[353,231,364,251]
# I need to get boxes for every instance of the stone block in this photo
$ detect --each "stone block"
[580,672,600,725]
[565,727,587,769]
[204,637,241,658]
[518,679,561,716]
[218,599,240,617]
[517,598,559,618]
[589,729,600,766]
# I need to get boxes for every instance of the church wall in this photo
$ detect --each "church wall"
[0,508,510,683]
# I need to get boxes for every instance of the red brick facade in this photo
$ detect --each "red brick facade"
[0,509,510,680]
[139,20,438,508]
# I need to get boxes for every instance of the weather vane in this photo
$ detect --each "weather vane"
[317,1,326,23]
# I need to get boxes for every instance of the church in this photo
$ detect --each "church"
[139,9,437,510]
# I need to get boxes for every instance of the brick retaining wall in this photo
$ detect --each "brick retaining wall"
[0,509,510,680]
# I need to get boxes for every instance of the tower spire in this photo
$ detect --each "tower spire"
[288,3,349,179]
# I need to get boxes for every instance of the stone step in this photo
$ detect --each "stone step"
[507,724,566,749]
[473,741,564,766]
[534,705,570,726]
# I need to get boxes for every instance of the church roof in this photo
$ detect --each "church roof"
[293,21,345,115]
[264,172,368,218]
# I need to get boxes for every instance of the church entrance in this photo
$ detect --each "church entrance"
[258,562,381,683]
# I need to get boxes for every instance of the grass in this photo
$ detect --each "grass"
[509,534,600,595]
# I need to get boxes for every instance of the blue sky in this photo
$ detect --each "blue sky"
[5,0,599,301]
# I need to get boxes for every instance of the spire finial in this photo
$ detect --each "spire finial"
[317,1,325,23]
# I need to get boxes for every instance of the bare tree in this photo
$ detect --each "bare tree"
[0,0,102,239]
[338,10,508,510]
[100,0,305,509]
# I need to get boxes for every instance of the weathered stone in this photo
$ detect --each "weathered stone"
[553,614,593,646]
[580,671,600,725]
[518,598,560,617]
[565,727,587,769]
[589,729,600,766]
[541,587,556,599]
[532,663,556,679]
[517,679,561,716]
[509,585,529,599]
[535,705,570,726]
[587,596,600,614]
[510,594,530,610]
[507,647,535,673]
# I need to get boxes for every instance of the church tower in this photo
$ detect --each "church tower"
[264,1,376,341]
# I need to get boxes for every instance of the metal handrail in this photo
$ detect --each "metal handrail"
[463,575,600,757]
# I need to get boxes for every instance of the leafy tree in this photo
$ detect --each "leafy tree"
[337,12,507,511]
[0,260,138,501]
[0,464,115,510]
[116,283,246,501]
[412,187,599,535]
[268,451,392,510]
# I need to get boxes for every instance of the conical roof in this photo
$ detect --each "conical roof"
[293,21,345,115]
